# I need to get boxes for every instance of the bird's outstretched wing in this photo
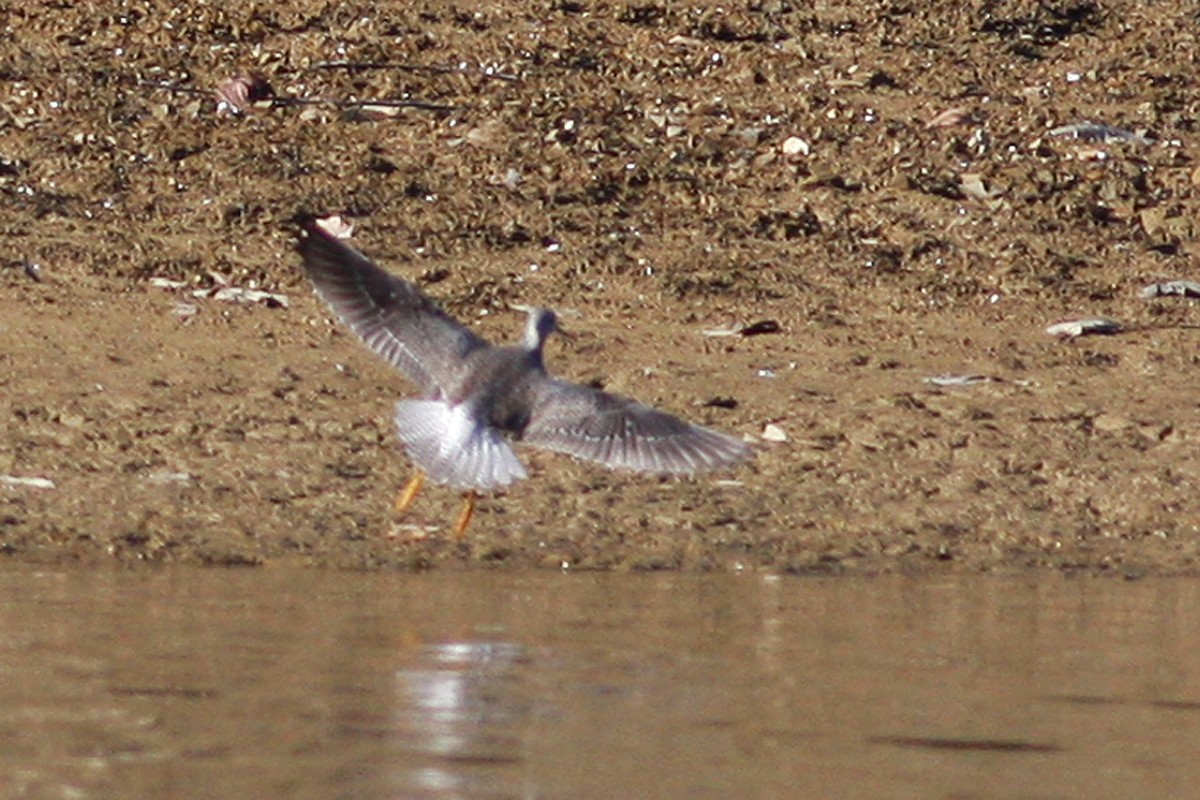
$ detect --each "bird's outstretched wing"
[298,220,489,395]
[521,378,752,474]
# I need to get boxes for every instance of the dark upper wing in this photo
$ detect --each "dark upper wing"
[521,378,752,474]
[297,220,489,395]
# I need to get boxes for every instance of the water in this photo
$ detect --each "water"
[0,566,1197,799]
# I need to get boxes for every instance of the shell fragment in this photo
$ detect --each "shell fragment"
[1045,318,1123,339]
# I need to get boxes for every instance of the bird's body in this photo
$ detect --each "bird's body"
[298,218,751,534]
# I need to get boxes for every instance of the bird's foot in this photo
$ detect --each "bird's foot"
[452,491,477,539]
[394,471,426,516]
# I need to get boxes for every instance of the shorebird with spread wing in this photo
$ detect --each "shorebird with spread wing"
[298,218,752,537]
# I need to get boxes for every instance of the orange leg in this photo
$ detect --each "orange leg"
[453,491,478,539]
[394,471,426,516]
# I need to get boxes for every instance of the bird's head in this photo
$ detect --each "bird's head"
[513,305,567,352]
[517,306,558,350]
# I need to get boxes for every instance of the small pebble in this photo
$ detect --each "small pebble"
[314,215,354,240]
[761,423,788,442]
[781,136,810,156]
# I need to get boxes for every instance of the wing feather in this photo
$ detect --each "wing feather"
[522,378,751,474]
[298,220,489,395]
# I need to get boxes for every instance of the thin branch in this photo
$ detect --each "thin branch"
[137,79,456,113]
[308,60,519,82]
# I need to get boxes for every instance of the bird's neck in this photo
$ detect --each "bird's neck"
[520,312,552,370]
[522,315,545,350]
[524,339,546,371]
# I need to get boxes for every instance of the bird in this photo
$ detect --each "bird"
[297,217,752,537]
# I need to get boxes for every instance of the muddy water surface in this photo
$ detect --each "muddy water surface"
[1,567,1198,799]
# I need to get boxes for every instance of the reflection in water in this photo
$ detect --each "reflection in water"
[0,568,1198,798]
[395,641,529,797]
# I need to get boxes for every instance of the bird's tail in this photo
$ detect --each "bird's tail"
[394,400,528,491]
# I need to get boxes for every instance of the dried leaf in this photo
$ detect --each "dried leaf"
[740,320,781,336]
[924,374,992,387]
[926,107,971,128]
[1140,281,1200,299]
[0,475,55,490]
[199,286,289,308]
[1047,122,1152,145]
